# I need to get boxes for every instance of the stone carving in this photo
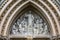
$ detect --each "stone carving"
[11,11,49,37]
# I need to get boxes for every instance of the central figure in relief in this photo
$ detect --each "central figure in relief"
[11,11,49,37]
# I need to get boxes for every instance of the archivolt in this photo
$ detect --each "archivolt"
[0,0,60,37]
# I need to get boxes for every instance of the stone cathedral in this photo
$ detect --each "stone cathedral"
[0,0,60,40]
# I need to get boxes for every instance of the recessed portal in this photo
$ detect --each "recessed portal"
[10,10,50,38]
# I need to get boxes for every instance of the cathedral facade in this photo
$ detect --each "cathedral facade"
[0,0,60,40]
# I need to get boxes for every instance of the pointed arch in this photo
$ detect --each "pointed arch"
[1,1,57,38]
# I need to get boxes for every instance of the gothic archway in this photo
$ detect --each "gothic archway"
[9,4,51,40]
[0,0,60,40]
